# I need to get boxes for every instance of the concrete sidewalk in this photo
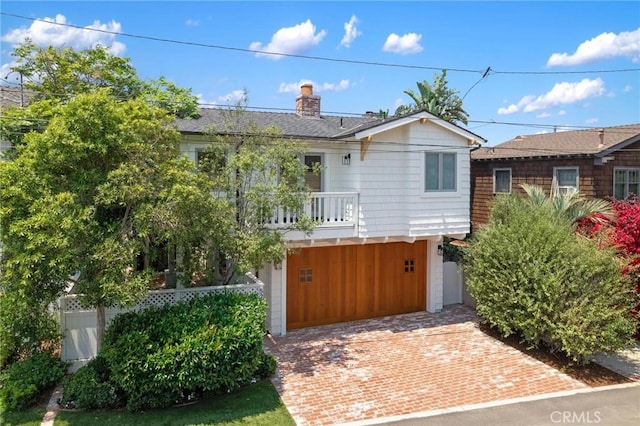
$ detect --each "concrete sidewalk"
[592,343,640,381]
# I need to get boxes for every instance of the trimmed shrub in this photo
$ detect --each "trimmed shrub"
[61,355,123,409]
[0,290,61,368]
[102,291,269,411]
[0,351,68,411]
[256,352,277,379]
[466,195,638,362]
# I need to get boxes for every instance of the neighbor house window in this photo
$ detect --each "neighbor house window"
[493,168,512,193]
[425,153,456,192]
[553,167,579,194]
[614,168,640,199]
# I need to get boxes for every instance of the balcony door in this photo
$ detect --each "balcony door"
[304,154,323,192]
[304,154,323,220]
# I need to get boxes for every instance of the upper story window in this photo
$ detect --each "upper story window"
[553,167,579,195]
[614,168,639,199]
[196,148,227,175]
[493,168,512,193]
[425,152,456,192]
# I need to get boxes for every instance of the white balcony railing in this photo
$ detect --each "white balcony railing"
[267,192,358,228]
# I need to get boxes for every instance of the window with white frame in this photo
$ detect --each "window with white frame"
[553,167,579,194]
[196,148,226,175]
[493,168,512,193]
[614,168,640,199]
[425,152,456,192]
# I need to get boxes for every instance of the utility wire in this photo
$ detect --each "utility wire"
[2,12,639,76]
[462,67,492,100]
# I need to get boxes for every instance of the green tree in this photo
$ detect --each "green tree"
[0,90,222,359]
[394,70,469,125]
[465,193,637,363]
[1,41,199,150]
[202,97,316,285]
[10,40,143,103]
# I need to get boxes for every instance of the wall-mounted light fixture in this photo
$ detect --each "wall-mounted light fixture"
[437,244,444,256]
[342,153,351,165]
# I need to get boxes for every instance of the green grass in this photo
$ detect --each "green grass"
[1,407,46,426]
[53,380,294,426]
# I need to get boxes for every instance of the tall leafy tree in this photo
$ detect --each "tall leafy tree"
[202,97,316,285]
[394,70,469,125]
[1,41,199,150]
[0,90,222,358]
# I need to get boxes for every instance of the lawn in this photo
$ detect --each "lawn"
[1,407,46,426]
[3,380,294,426]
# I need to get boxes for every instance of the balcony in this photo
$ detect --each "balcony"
[266,192,359,239]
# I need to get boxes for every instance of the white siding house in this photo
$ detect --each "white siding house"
[176,84,485,335]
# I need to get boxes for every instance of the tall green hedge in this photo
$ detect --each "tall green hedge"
[465,195,637,362]
[62,291,275,411]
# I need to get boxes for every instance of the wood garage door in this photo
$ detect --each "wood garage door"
[287,241,427,329]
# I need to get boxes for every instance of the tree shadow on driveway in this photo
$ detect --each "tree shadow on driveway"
[264,304,479,378]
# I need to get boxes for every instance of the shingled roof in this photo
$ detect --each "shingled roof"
[0,85,34,109]
[174,108,383,140]
[472,124,640,161]
[174,83,486,142]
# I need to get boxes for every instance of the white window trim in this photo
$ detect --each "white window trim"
[553,166,579,194]
[423,152,458,193]
[493,168,512,194]
[613,167,640,199]
[301,152,325,192]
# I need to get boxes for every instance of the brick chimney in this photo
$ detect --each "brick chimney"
[295,84,321,117]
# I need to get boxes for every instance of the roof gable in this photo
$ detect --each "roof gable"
[354,110,485,145]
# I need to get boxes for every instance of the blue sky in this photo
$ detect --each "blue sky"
[1,1,639,145]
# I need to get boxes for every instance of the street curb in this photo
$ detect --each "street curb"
[41,384,63,426]
[336,382,640,426]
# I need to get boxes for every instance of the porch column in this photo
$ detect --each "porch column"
[426,239,443,312]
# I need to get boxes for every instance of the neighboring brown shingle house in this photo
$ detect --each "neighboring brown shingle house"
[470,124,640,229]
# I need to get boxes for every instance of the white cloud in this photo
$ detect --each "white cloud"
[497,78,605,115]
[585,117,599,124]
[340,15,361,48]
[558,110,566,116]
[278,79,350,93]
[536,112,551,119]
[497,104,520,115]
[624,84,633,92]
[547,28,640,66]
[382,33,423,55]
[216,90,246,105]
[196,90,246,106]
[249,19,327,60]
[185,19,199,27]
[1,14,126,55]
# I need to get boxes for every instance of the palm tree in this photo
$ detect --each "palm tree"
[520,183,613,224]
[394,70,469,125]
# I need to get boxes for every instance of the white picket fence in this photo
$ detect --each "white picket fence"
[59,273,264,371]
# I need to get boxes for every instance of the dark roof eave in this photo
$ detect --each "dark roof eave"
[471,153,596,162]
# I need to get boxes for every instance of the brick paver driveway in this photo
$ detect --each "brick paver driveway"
[264,305,587,426]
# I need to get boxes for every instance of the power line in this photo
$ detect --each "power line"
[2,12,639,76]
[2,105,639,138]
